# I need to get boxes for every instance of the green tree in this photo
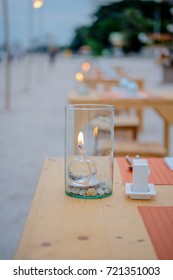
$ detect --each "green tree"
[121,7,152,52]
[69,0,173,54]
[70,26,90,51]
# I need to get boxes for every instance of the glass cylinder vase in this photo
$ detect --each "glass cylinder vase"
[65,104,114,199]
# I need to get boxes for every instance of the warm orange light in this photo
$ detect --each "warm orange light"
[75,72,84,82]
[82,62,91,72]
[78,131,84,146]
[93,126,98,138]
[33,0,44,9]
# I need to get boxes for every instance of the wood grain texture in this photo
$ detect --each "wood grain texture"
[14,158,173,260]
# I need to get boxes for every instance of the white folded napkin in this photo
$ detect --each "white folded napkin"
[164,157,173,171]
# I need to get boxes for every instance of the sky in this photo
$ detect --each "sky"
[0,0,114,50]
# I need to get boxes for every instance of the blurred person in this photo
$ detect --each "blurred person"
[157,47,171,66]
[48,45,58,63]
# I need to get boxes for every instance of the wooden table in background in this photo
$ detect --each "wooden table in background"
[14,158,173,260]
[67,91,173,155]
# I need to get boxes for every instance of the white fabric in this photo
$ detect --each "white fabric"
[164,157,173,171]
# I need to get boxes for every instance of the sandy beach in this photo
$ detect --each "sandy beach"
[0,53,173,259]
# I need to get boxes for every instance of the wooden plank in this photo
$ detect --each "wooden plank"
[68,91,173,110]
[14,158,173,260]
[153,104,173,154]
[113,141,167,157]
[154,103,173,125]
[67,91,173,155]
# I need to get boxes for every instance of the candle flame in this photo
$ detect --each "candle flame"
[75,72,84,82]
[78,131,84,146]
[93,126,98,138]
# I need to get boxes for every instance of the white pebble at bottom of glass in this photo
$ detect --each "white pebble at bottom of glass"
[66,184,111,197]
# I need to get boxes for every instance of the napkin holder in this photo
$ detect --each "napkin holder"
[125,159,156,199]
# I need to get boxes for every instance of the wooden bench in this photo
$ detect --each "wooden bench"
[114,141,167,157]
[91,114,140,140]
[90,116,167,157]
[114,115,140,139]
[100,140,167,157]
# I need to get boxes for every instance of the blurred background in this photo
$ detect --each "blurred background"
[0,0,173,259]
[1,0,173,60]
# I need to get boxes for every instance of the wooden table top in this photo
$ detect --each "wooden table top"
[68,90,173,122]
[68,89,173,105]
[14,158,173,260]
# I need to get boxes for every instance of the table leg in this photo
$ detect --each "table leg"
[164,119,169,156]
